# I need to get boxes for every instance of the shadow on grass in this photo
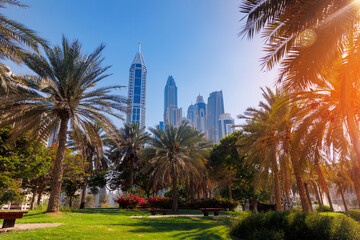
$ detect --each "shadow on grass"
[117,216,238,239]
[70,208,149,216]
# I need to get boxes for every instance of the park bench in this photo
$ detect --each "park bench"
[199,208,222,216]
[0,210,28,228]
[149,209,168,215]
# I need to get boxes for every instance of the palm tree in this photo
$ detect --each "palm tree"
[107,122,149,192]
[0,0,47,93]
[141,122,210,211]
[0,36,127,212]
[67,124,107,209]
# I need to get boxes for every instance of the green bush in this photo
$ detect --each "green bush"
[344,210,360,221]
[148,197,172,209]
[187,198,237,210]
[230,211,360,240]
[315,205,331,212]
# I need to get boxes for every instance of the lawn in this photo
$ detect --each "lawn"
[0,208,240,240]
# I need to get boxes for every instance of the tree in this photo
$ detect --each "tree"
[141,122,210,211]
[107,122,149,192]
[208,130,256,201]
[0,37,127,212]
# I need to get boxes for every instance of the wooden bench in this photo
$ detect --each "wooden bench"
[199,208,222,216]
[149,209,168,215]
[0,210,28,228]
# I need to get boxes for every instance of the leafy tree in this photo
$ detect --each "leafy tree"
[209,131,256,201]
[141,122,210,211]
[0,37,127,212]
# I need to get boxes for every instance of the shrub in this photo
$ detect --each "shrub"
[100,194,109,205]
[100,204,110,208]
[85,195,95,208]
[148,197,172,209]
[115,195,148,209]
[315,205,331,212]
[344,210,360,221]
[230,211,360,240]
[187,198,237,211]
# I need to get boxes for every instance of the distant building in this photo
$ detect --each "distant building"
[194,95,207,134]
[164,76,182,127]
[207,91,224,143]
[218,113,234,139]
[126,43,147,127]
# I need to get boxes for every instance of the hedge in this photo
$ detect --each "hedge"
[230,211,360,240]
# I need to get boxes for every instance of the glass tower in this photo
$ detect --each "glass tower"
[207,91,224,143]
[164,76,182,126]
[126,43,147,127]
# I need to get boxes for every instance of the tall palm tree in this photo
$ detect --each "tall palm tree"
[141,122,210,211]
[0,37,127,212]
[107,122,149,191]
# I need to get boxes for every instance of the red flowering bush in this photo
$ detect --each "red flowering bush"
[148,197,172,209]
[115,195,148,209]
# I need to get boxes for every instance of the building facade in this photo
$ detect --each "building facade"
[207,91,224,143]
[218,113,235,139]
[164,76,182,127]
[126,43,147,127]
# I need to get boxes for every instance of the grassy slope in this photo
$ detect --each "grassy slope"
[0,208,240,240]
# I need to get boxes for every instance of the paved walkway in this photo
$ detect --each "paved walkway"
[130,214,229,218]
[0,223,63,233]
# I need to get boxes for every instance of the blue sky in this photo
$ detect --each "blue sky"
[5,0,277,128]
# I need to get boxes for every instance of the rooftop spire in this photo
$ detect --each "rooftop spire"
[138,42,141,53]
[131,43,146,66]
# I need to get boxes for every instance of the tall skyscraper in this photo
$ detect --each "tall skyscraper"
[164,76,182,127]
[207,91,224,143]
[126,43,147,127]
[218,113,235,139]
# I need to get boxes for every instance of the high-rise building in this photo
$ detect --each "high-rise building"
[126,43,147,127]
[164,76,182,127]
[187,95,207,134]
[207,91,224,143]
[218,113,235,139]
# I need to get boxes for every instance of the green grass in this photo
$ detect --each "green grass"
[0,208,240,239]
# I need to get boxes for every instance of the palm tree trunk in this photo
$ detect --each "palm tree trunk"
[304,182,313,211]
[171,162,178,212]
[80,176,88,209]
[272,157,282,211]
[47,116,69,213]
[340,189,348,211]
[312,180,323,212]
[316,164,333,211]
[129,155,135,191]
[291,156,311,212]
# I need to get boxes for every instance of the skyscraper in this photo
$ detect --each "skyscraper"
[187,95,207,134]
[218,113,235,139]
[207,91,224,143]
[126,43,147,127]
[164,76,182,127]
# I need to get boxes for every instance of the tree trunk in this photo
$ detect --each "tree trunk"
[304,182,313,211]
[80,176,88,209]
[190,180,194,201]
[228,183,233,200]
[171,162,178,212]
[47,116,69,213]
[326,192,334,212]
[129,155,135,191]
[69,196,73,208]
[312,180,323,212]
[272,157,282,211]
[30,190,37,210]
[316,164,333,211]
[340,189,348,212]
[291,156,311,211]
